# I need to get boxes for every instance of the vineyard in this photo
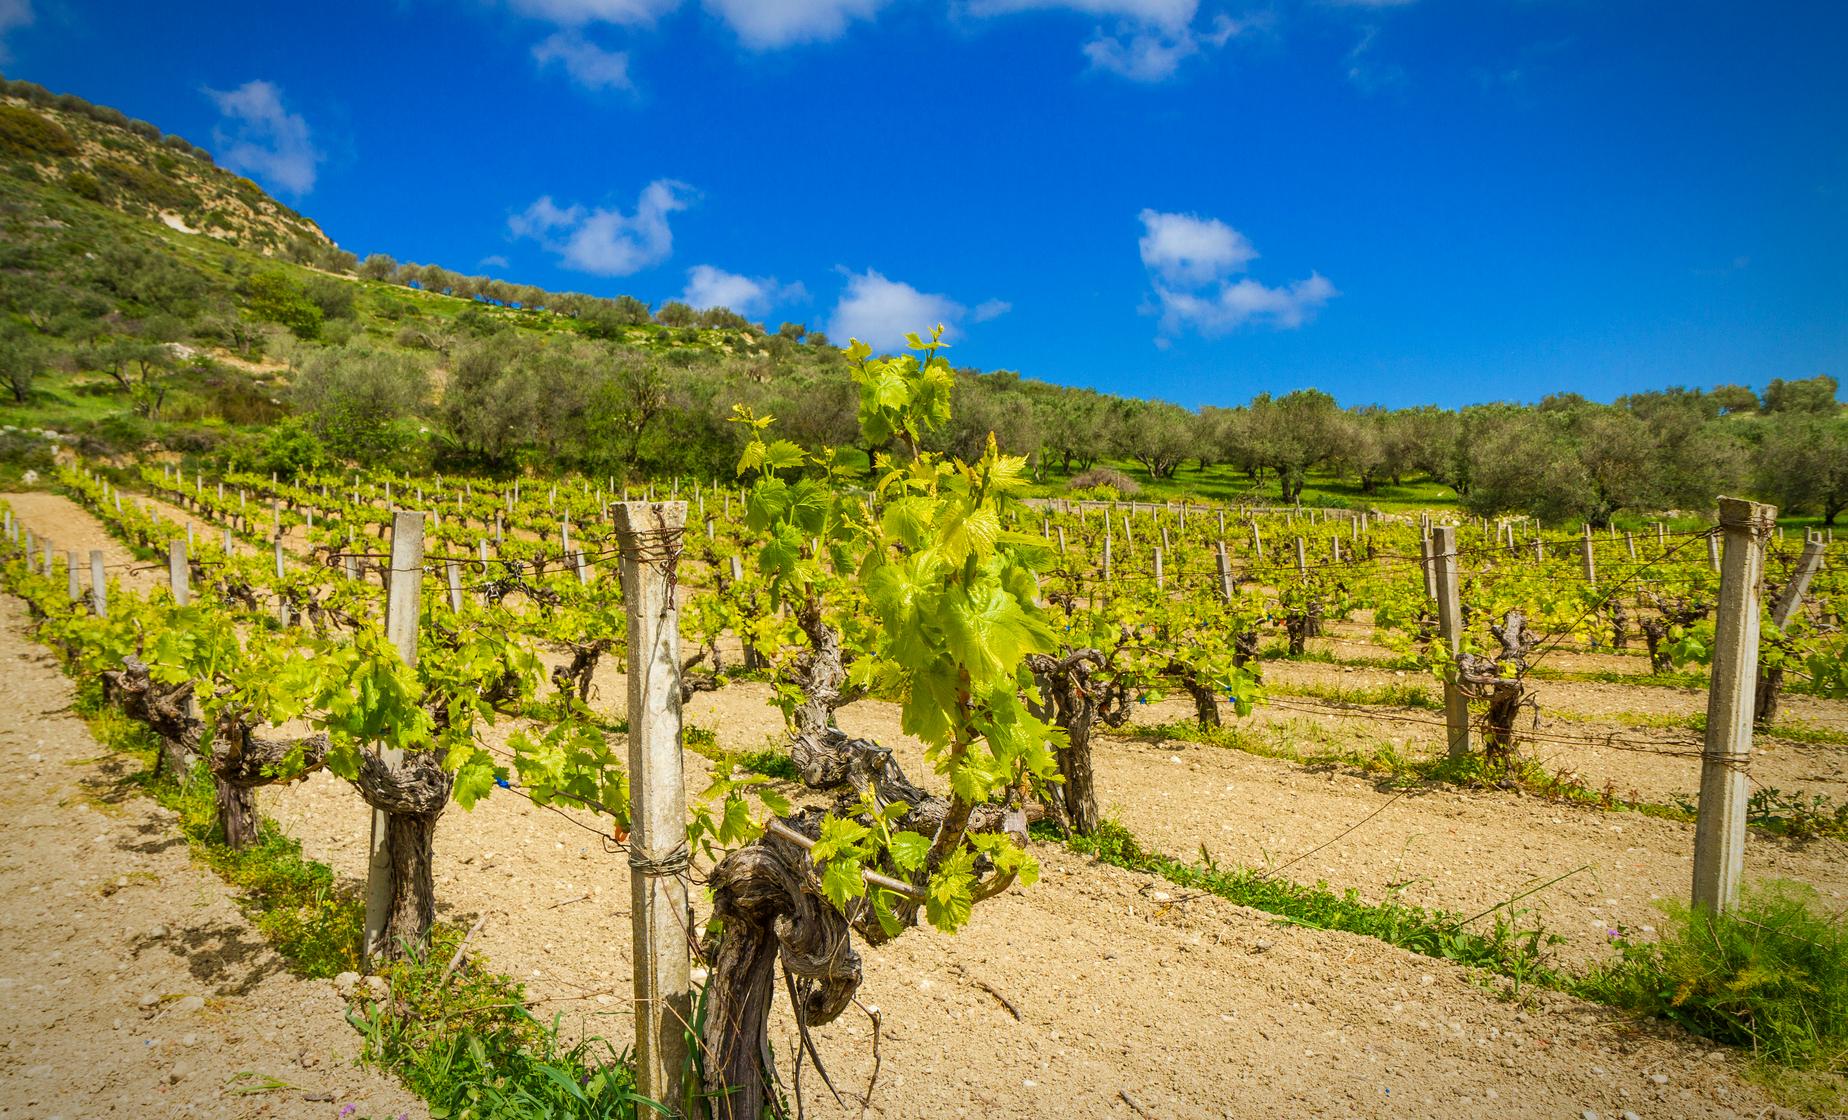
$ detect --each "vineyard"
[3,342,1847,1119]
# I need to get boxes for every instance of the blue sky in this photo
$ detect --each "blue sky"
[6,1,1845,408]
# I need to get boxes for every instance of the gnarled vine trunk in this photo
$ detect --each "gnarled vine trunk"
[1456,611,1536,767]
[1026,648,1125,837]
[785,602,870,788]
[101,656,200,777]
[1754,664,1784,731]
[702,832,861,1120]
[209,715,329,849]
[352,749,453,961]
[701,749,1026,1116]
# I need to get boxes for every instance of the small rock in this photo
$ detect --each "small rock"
[1621,1112,1641,1120]
[180,1033,197,1046]
[1581,1111,1600,1120]
[146,925,168,940]
[138,993,160,1009]
[172,995,205,1014]
[333,971,360,999]
[1649,1073,1669,1086]
[1253,939,1273,953]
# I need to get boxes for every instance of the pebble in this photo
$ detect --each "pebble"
[334,971,360,999]
[1621,1112,1642,1120]
[1649,1073,1669,1086]
[1581,1111,1600,1120]
[146,925,168,940]
[172,995,205,1014]
[137,993,159,1008]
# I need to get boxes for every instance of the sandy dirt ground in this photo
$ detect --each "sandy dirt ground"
[4,490,1834,1119]
[0,592,424,1120]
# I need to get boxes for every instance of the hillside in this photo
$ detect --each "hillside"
[0,80,1841,527]
[0,76,329,254]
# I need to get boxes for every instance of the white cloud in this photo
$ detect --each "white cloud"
[972,298,1012,322]
[682,264,807,314]
[532,31,633,90]
[830,270,968,351]
[1137,208,1256,286]
[1150,274,1337,334]
[508,0,677,25]
[1082,27,1198,81]
[966,0,1196,33]
[0,0,32,61]
[1137,209,1336,336]
[702,0,891,48]
[203,81,323,196]
[509,180,692,276]
[480,254,512,269]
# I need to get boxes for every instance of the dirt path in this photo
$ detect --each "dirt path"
[1,492,161,596]
[0,592,424,1120]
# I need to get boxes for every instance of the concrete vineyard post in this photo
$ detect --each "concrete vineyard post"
[1215,540,1233,602]
[89,550,106,617]
[1626,533,1637,560]
[365,511,425,965]
[1770,539,1825,630]
[66,550,80,602]
[1154,547,1164,591]
[612,501,693,1108]
[168,539,190,607]
[1580,534,1596,588]
[1692,498,1775,915]
[446,561,463,613]
[1419,535,1437,600]
[1432,526,1470,759]
[274,539,290,626]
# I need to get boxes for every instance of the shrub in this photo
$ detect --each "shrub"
[63,169,104,201]
[242,271,322,339]
[1580,881,1848,1069]
[0,104,77,156]
[94,157,199,212]
[1069,466,1140,497]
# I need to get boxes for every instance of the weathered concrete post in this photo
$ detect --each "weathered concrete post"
[1770,538,1826,631]
[612,501,692,1109]
[169,539,190,607]
[1692,499,1775,915]
[89,550,107,617]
